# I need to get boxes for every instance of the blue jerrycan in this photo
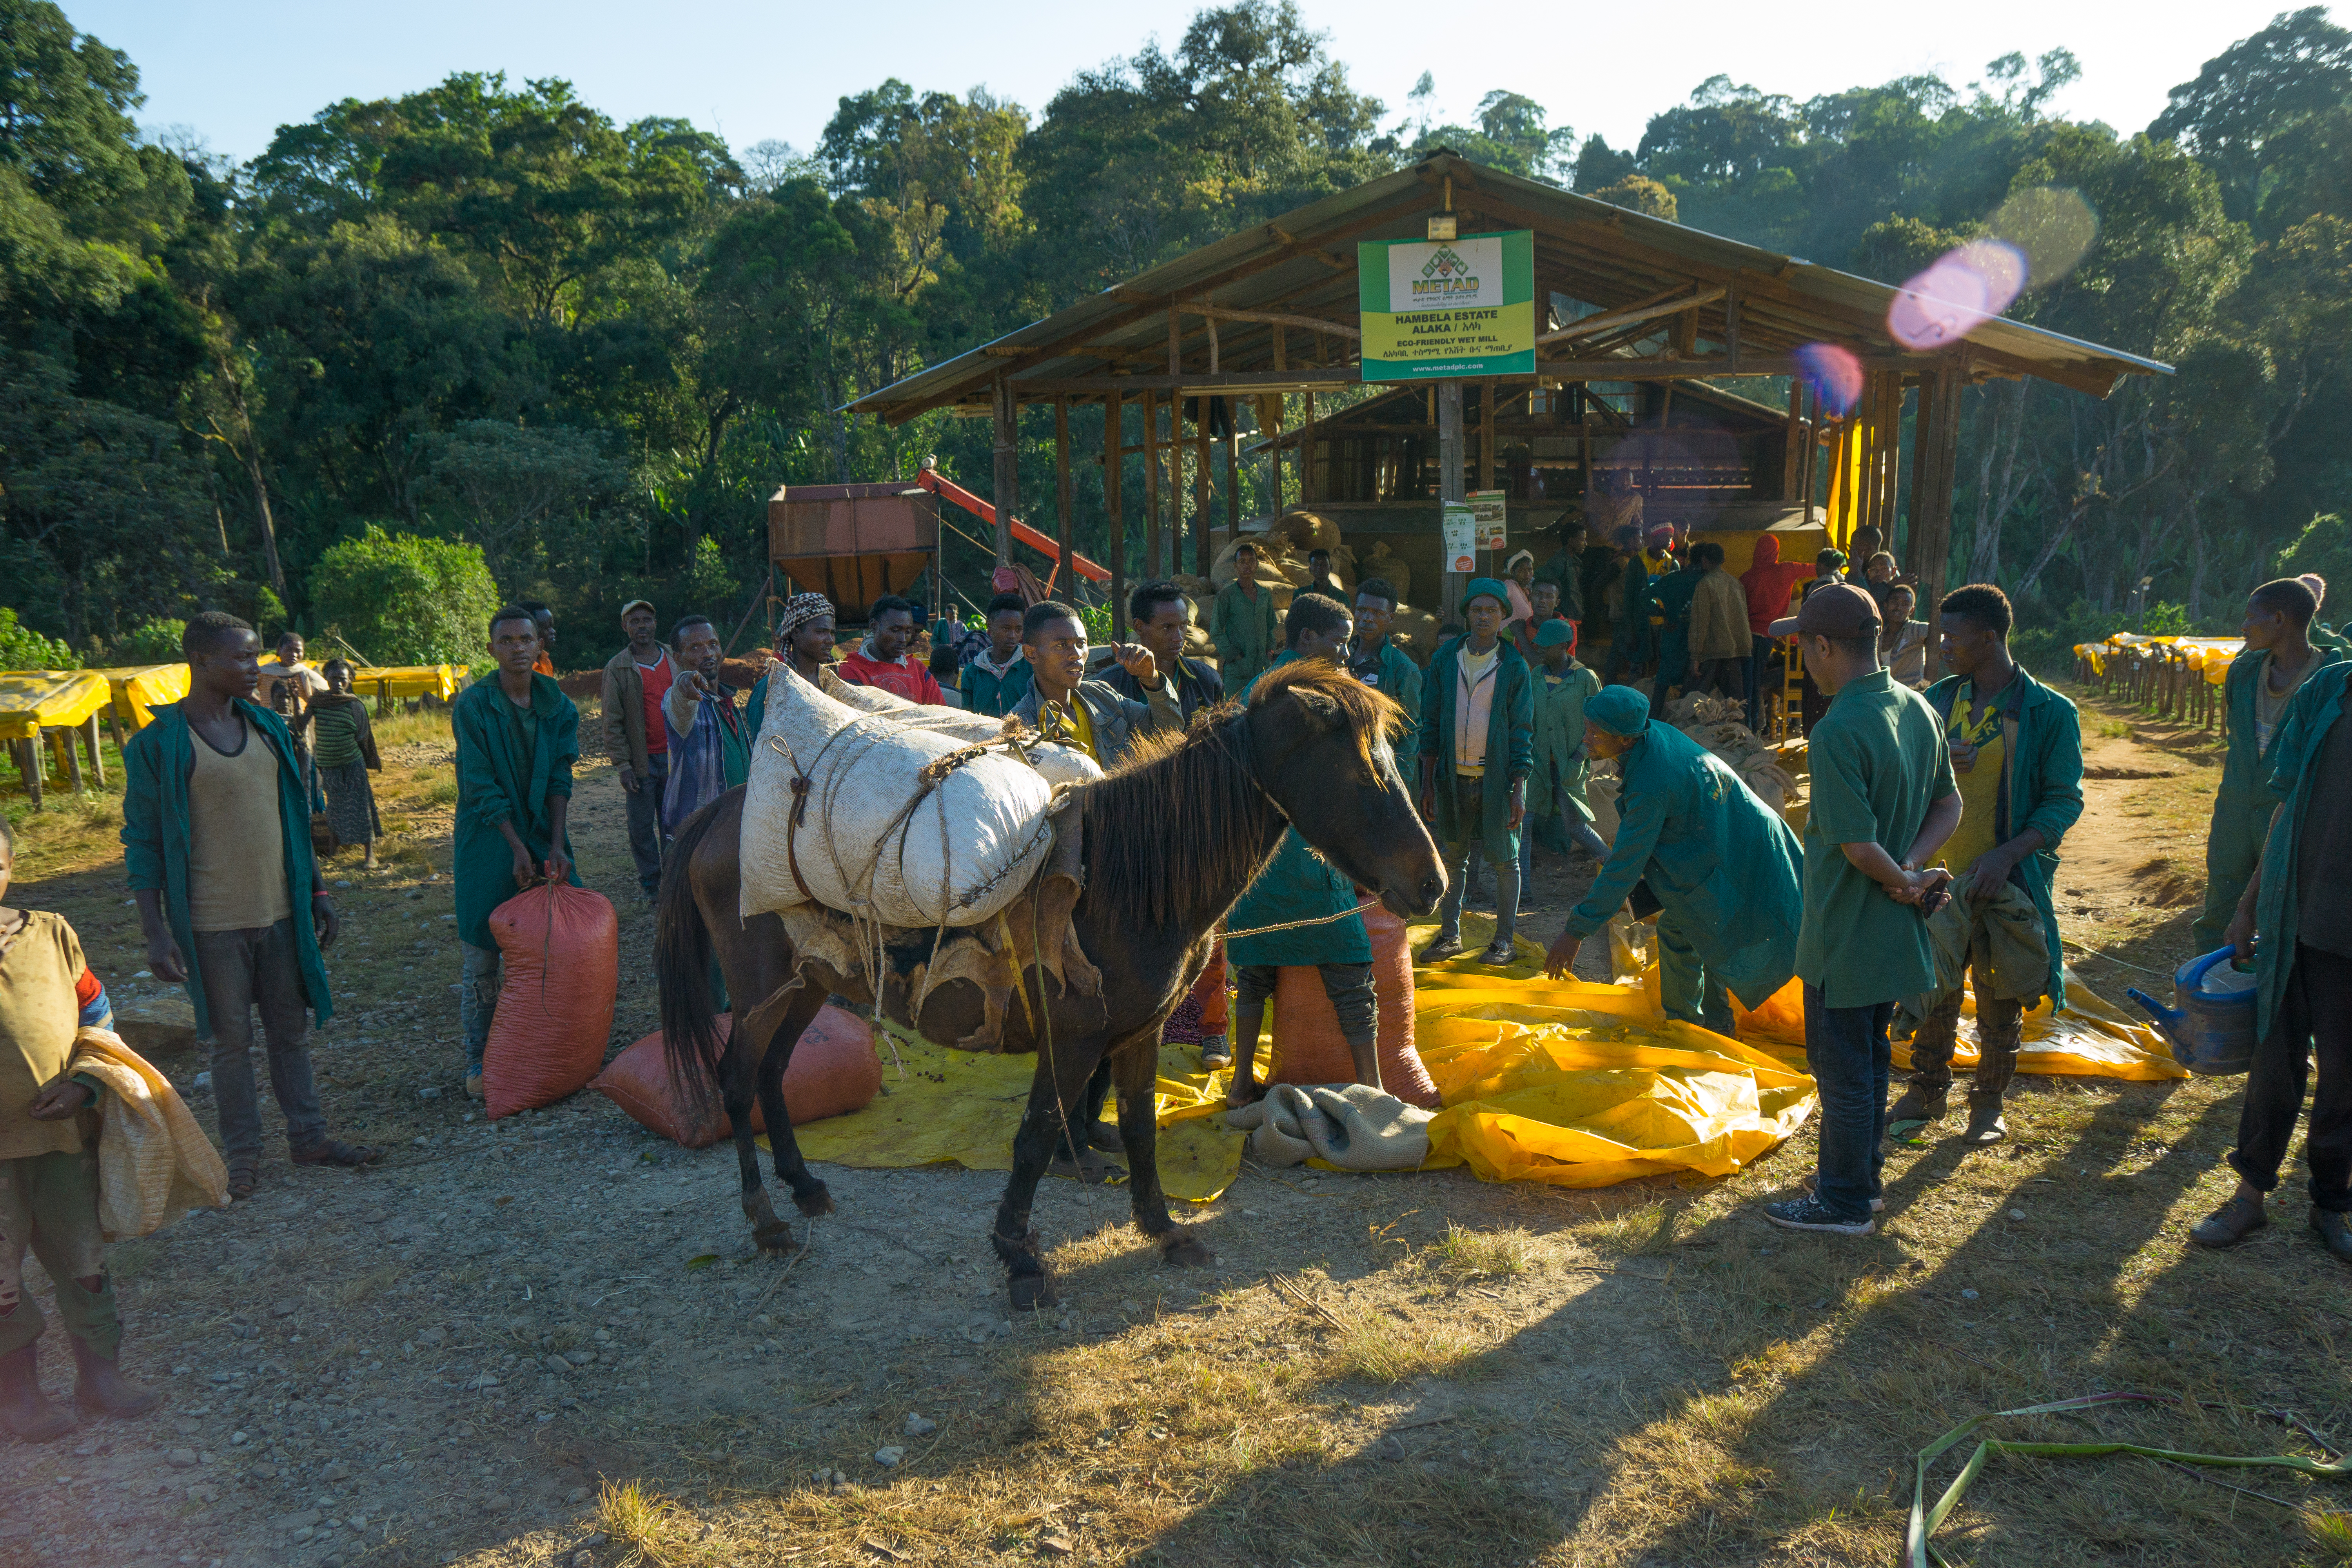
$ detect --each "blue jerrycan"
[2126,947,2257,1076]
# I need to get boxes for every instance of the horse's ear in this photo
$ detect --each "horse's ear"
[1289,687,1343,728]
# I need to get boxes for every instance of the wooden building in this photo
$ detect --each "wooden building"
[848,150,2167,646]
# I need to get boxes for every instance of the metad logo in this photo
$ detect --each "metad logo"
[1410,246,1482,301]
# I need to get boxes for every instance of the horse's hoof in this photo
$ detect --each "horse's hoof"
[753,1220,797,1254]
[1161,1233,1217,1269]
[1008,1272,1058,1312]
[794,1181,835,1218]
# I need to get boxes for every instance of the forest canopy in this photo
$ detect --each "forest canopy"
[3,0,2348,659]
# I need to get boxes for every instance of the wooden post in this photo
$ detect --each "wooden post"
[1053,396,1074,596]
[1142,389,1161,578]
[82,713,104,789]
[1225,419,1241,545]
[1439,379,1465,624]
[1783,379,1806,502]
[1194,396,1212,577]
[1105,392,1127,641]
[1902,375,1938,566]
[14,738,40,811]
[60,727,84,795]
[1912,358,1965,681]
[1302,391,1318,506]
[990,374,1016,567]
[1479,377,1496,495]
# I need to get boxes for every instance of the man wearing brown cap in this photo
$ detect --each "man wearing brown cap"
[1766,584,1961,1235]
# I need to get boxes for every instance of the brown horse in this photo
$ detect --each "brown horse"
[654,660,1444,1308]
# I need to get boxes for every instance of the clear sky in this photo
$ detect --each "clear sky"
[74,0,2298,167]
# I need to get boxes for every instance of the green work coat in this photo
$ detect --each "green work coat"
[1225,654,1374,968]
[2254,661,2352,1038]
[1417,636,1535,865]
[2195,643,2347,953]
[120,699,334,1033]
[745,668,774,741]
[1210,582,1281,691]
[1613,554,1652,661]
[1562,719,1802,1009]
[961,653,1033,717]
[1922,666,2085,1011]
[452,674,583,950]
[1649,564,1702,689]
[1352,637,1423,730]
[1526,660,1602,826]
[1535,547,1584,623]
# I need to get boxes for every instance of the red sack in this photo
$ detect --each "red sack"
[590,1006,883,1148]
[483,882,619,1120]
[1266,903,1439,1107]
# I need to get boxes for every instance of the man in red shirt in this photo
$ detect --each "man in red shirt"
[837,594,945,704]
[600,600,675,898]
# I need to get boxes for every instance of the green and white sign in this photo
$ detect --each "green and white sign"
[1358,230,1536,381]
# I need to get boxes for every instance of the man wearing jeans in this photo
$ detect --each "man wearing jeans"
[1767,585,1960,1235]
[123,612,378,1201]
[452,607,581,1100]
[1415,578,1533,967]
[600,599,673,898]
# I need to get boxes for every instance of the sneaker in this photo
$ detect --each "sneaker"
[1762,1194,1875,1236]
[1416,934,1465,964]
[1802,1172,1884,1213]
[1474,939,1517,966]
[1198,1036,1232,1071]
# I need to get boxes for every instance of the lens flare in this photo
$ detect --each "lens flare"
[1887,239,2027,350]
[1991,186,2096,289]
[1794,342,1864,416]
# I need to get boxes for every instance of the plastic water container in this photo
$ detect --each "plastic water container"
[2126,948,2257,1075]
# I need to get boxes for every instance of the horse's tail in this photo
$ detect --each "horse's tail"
[655,795,731,1123]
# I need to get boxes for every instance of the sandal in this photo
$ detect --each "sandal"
[227,1156,261,1201]
[291,1138,384,1169]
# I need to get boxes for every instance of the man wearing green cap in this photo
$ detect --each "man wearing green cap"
[1767,584,1961,1236]
[1523,617,1608,869]
[1539,682,1802,1033]
[1417,578,1534,965]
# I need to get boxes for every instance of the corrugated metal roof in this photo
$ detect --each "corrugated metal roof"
[850,151,2170,423]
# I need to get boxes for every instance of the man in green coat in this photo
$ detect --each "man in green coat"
[2192,654,2352,1261]
[1225,594,1385,1105]
[961,592,1034,718]
[1210,541,1281,693]
[1521,617,1608,868]
[1534,517,1589,630]
[1417,578,1534,966]
[1348,576,1421,728]
[1602,525,1651,684]
[1540,684,1803,1034]
[122,611,375,1197]
[1894,584,2085,1143]
[1645,535,1703,717]
[452,606,582,1099]
[2193,579,2339,955]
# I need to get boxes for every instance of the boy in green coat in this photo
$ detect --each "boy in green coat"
[2195,654,2352,1261]
[1416,579,1534,966]
[1767,585,1960,1236]
[1211,541,1282,693]
[2193,579,2339,955]
[961,592,1034,718]
[452,606,581,1099]
[1896,584,2085,1144]
[1521,617,1608,869]
[1348,577,1421,728]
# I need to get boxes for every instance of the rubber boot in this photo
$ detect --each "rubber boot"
[0,1342,73,1441]
[1886,1082,1948,1128]
[1962,1100,2008,1146]
[70,1336,160,1419]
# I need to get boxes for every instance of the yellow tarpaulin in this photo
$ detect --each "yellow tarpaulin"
[351,665,462,702]
[96,664,189,730]
[2075,634,2238,687]
[0,670,112,741]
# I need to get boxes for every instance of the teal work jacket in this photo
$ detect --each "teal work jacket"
[451,675,582,949]
[1527,660,1602,824]
[1416,635,1535,863]
[1922,666,2085,1011]
[120,700,333,1031]
[1563,717,1802,1010]
[2256,661,2352,1038]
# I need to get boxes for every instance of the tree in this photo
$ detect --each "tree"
[306,526,503,665]
[2149,6,2352,229]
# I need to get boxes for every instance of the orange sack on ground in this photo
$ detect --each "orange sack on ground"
[591,1006,883,1148]
[483,881,619,1120]
[1267,904,1439,1106]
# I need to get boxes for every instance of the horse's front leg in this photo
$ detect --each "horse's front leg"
[1114,1027,1215,1268]
[757,986,836,1222]
[722,1035,794,1253]
[991,1042,1106,1311]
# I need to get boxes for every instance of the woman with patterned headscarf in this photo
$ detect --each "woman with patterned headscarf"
[744,593,836,739]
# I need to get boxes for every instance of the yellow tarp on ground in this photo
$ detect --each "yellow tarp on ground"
[0,670,111,740]
[2075,634,2239,686]
[351,665,463,702]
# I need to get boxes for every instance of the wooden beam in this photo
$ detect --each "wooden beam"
[1536,285,1724,348]
[1142,389,1161,577]
[1053,396,1074,594]
[1205,313,1220,373]
[1913,358,1965,679]
[1479,376,1495,494]
[1303,390,1318,505]
[990,374,1015,566]
[1181,301,1364,339]
[1105,391,1126,639]
[1194,396,1212,576]
[1012,368,1359,396]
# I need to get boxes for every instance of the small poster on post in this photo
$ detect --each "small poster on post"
[1470,490,1508,552]
[1442,503,1476,575]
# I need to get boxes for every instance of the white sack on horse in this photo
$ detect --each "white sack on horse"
[740,672,1084,928]
[789,666,1102,791]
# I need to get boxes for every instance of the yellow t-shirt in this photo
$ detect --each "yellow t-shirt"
[0,911,95,1160]
[1941,695,2006,873]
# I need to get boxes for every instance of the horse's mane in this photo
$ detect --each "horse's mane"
[1080,658,1403,927]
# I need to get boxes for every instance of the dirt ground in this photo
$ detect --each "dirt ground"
[3,683,2349,1568]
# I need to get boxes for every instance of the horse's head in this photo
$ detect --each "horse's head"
[1244,660,1445,918]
